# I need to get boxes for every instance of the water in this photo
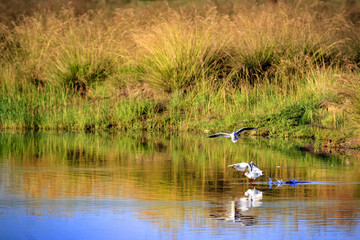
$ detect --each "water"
[0,132,359,239]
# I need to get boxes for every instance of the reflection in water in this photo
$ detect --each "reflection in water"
[0,133,359,239]
[240,188,263,211]
[211,188,263,226]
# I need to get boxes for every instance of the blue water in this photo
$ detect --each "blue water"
[0,133,359,239]
[1,196,358,240]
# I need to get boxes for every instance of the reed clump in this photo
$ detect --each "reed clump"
[135,7,232,94]
[0,0,359,144]
[330,73,360,131]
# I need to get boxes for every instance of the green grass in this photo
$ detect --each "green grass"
[0,0,360,147]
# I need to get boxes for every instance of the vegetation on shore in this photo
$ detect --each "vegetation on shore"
[0,0,360,147]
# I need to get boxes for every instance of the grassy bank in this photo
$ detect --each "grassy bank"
[0,0,360,147]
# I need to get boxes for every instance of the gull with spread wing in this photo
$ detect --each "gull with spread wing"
[205,127,256,143]
[228,161,264,184]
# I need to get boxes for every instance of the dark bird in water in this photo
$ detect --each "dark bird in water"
[205,127,256,143]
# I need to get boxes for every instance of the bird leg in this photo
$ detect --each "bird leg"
[249,178,255,186]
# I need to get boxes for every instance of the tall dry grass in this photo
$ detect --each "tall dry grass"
[330,73,360,132]
[0,0,359,138]
[134,7,233,94]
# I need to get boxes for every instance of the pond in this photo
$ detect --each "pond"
[0,132,359,239]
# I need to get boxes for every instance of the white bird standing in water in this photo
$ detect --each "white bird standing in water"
[205,127,256,143]
[228,161,264,184]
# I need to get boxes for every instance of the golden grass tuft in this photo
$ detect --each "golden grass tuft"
[134,7,233,94]
[0,0,360,136]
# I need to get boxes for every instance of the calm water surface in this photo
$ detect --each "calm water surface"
[0,132,359,239]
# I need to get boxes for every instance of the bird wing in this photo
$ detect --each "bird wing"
[250,162,262,174]
[228,163,250,172]
[250,161,260,170]
[206,132,231,138]
[235,127,256,135]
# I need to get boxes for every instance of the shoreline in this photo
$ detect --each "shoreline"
[1,1,359,152]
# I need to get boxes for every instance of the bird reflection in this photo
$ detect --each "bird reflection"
[238,188,263,211]
[210,188,263,226]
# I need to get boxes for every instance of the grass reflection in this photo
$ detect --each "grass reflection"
[0,132,359,237]
[0,132,358,200]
